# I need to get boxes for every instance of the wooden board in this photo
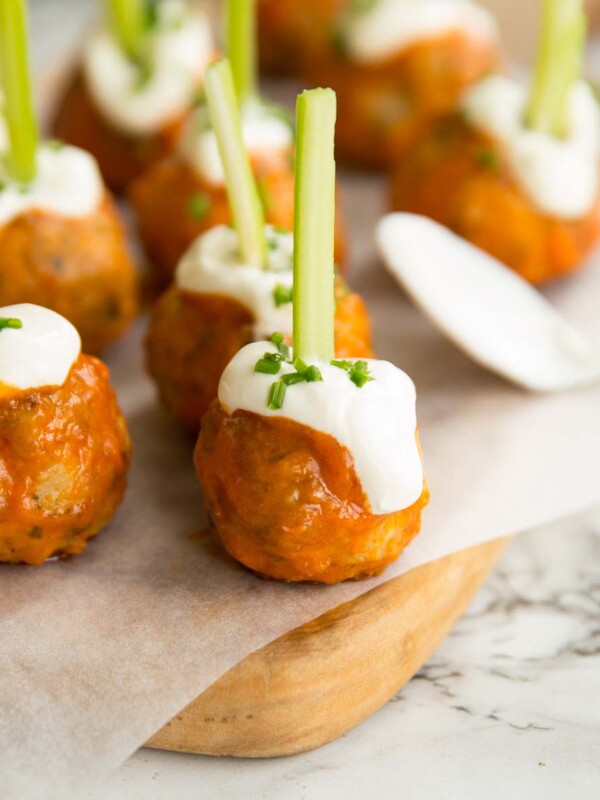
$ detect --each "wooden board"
[147,537,509,757]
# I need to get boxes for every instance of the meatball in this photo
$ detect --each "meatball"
[0,194,138,354]
[390,114,600,283]
[311,30,499,169]
[0,355,131,565]
[51,70,187,193]
[129,154,347,287]
[195,405,429,583]
[146,276,373,432]
[258,0,341,75]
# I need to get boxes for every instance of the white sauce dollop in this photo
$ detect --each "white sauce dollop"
[176,224,294,338]
[342,0,498,63]
[83,0,214,135]
[0,304,81,392]
[462,75,600,219]
[180,100,293,186]
[0,143,104,227]
[219,341,424,515]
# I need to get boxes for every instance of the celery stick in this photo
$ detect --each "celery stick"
[293,89,337,362]
[204,59,266,268]
[0,0,38,183]
[525,0,586,137]
[226,0,257,103]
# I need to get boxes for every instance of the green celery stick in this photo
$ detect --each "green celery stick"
[204,58,266,268]
[0,0,38,183]
[293,88,336,362]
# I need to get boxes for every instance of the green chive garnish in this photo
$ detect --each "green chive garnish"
[187,191,212,221]
[0,317,23,331]
[254,352,284,374]
[270,332,290,357]
[273,284,293,307]
[331,358,374,388]
[524,0,586,138]
[0,0,38,184]
[226,0,257,105]
[204,59,267,269]
[293,89,337,363]
[268,379,287,410]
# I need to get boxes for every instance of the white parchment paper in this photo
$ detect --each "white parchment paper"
[1,166,600,800]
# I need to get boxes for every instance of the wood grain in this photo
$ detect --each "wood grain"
[147,537,509,757]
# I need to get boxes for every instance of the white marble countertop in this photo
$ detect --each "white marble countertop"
[85,514,600,800]
[29,2,600,797]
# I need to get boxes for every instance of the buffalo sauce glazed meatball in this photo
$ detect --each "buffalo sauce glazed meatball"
[51,1,216,192]
[391,76,600,284]
[0,304,131,565]
[129,100,347,286]
[195,341,428,584]
[146,225,371,431]
[0,141,137,354]
[299,0,499,169]
[258,0,342,76]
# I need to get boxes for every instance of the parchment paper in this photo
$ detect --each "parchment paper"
[1,165,600,800]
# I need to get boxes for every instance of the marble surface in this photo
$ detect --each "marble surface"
[29,2,600,797]
[86,514,600,800]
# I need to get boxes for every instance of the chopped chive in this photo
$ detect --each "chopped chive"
[0,0,38,184]
[524,0,586,137]
[293,89,337,362]
[187,191,212,221]
[226,0,257,104]
[304,365,323,382]
[255,359,282,375]
[331,358,374,388]
[293,356,308,374]
[282,373,306,387]
[106,0,148,61]
[273,284,293,307]
[204,59,267,269]
[268,379,287,410]
[255,353,283,375]
[269,332,290,357]
[476,148,498,169]
[0,317,23,330]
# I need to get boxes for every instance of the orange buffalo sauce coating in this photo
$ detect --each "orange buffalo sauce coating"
[51,70,189,193]
[0,355,131,565]
[313,31,499,169]
[146,276,373,432]
[129,154,347,287]
[390,115,600,284]
[195,406,429,583]
[258,0,341,75]
[0,195,138,354]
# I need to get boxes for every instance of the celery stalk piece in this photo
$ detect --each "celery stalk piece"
[524,0,586,138]
[0,0,38,184]
[106,0,148,61]
[204,59,267,268]
[293,88,337,363]
[226,0,257,104]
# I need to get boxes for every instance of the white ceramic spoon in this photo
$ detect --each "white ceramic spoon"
[376,213,600,392]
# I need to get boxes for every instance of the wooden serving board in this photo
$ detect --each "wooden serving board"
[147,537,509,757]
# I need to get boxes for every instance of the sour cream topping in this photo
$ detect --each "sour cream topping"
[180,100,294,186]
[83,0,214,135]
[176,224,294,338]
[341,0,498,63]
[462,75,600,219]
[219,341,424,515]
[0,304,81,392]
[0,142,104,227]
